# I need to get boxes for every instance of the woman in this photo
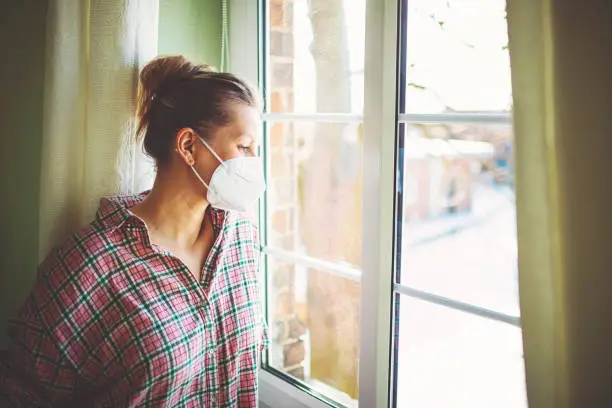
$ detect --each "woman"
[0,56,268,407]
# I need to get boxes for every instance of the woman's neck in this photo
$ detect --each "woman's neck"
[132,172,210,249]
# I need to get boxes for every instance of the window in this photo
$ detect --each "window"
[393,0,525,405]
[230,0,526,406]
[260,0,366,405]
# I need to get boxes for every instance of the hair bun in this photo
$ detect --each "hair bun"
[140,55,213,97]
[136,55,213,138]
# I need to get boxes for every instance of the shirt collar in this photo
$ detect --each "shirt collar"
[96,191,228,232]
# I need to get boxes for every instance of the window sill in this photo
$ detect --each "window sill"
[258,369,333,408]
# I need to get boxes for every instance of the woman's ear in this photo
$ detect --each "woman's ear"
[175,128,198,166]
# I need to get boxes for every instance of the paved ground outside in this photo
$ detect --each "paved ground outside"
[396,179,526,407]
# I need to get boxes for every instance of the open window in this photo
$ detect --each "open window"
[230,0,526,406]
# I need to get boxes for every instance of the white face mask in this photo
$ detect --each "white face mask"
[190,137,266,212]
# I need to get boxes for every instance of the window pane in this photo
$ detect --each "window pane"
[265,256,360,407]
[266,0,365,113]
[395,295,527,408]
[400,123,518,316]
[403,0,512,113]
[266,121,363,269]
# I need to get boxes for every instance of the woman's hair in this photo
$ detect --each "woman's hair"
[136,55,261,165]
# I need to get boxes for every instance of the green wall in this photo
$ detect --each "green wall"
[158,0,222,68]
[0,0,49,347]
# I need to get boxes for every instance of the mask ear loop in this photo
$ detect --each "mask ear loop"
[197,135,254,183]
[198,136,227,169]
[190,165,211,190]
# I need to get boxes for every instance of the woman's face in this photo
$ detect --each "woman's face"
[204,103,261,162]
[175,103,261,192]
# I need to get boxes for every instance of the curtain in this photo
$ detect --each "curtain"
[508,1,612,407]
[39,0,158,258]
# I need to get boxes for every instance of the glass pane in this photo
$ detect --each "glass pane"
[395,295,527,408]
[400,123,518,316]
[403,0,512,113]
[266,121,363,269]
[266,256,360,407]
[266,0,365,113]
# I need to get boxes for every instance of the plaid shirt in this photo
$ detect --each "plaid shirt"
[0,192,268,407]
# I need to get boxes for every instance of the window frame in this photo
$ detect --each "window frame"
[230,0,398,405]
[229,0,522,407]
[230,2,347,407]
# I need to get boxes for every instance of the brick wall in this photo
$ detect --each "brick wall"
[267,0,362,397]
[267,0,307,379]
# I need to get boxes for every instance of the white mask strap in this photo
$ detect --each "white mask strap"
[198,136,227,169]
[197,135,254,183]
[190,165,210,190]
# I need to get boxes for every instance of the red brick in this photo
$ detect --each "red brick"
[283,340,305,367]
[275,291,293,318]
[286,366,304,380]
[270,122,285,147]
[269,0,284,29]
[270,31,293,58]
[270,91,284,113]
[273,62,293,89]
[287,315,307,338]
[272,209,290,234]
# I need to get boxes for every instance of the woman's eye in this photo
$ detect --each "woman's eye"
[238,145,251,153]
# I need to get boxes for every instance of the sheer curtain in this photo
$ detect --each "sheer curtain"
[39,0,158,258]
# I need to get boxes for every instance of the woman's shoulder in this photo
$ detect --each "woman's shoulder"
[33,217,128,311]
[47,220,116,276]
[14,222,119,347]
[224,211,260,243]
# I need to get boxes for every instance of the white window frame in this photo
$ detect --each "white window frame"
[230,1,520,407]
[231,1,396,406]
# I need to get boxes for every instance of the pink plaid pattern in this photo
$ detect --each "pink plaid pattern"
[0,192,268,407]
